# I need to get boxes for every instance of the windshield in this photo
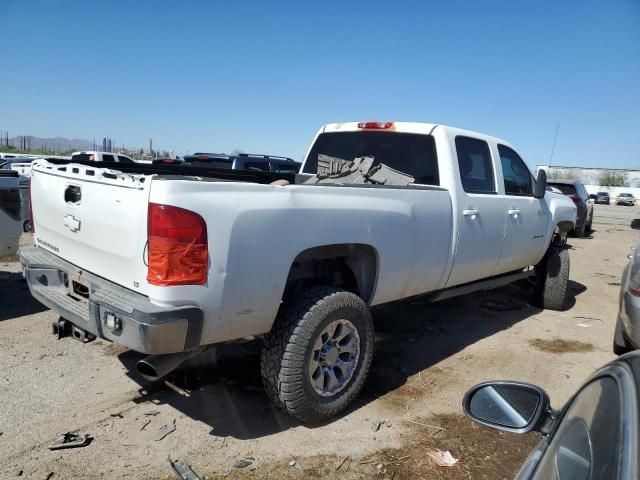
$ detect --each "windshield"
[303,131,440,185]
[71,153,94,162]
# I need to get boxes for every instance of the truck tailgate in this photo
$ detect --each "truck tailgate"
[30,161,151,294]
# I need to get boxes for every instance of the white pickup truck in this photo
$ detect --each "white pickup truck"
[22,122,576,422]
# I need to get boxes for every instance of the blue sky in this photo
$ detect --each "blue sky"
[1,1,639,168]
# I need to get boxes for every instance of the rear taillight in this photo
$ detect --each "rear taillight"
[357,121,394,130]
[147,203,208,286]
[629,249,640,297]
[569,194,581,205]
[28,177,34,234]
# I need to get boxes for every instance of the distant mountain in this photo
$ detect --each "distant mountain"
[8,136,94,152]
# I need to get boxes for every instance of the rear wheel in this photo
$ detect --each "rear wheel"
[535,245,570,310]
[261,286,375,423]
[574,221,586,237]
[586,212,593,233]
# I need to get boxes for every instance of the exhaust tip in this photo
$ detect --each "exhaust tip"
[137,360,159,380]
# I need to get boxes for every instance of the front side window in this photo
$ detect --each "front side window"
[117,155,134,163]
[455,136,496,194]
[498,144,533,196]
[303,131,440,186]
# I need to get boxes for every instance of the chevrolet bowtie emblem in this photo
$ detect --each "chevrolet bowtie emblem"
[63,214,81,233]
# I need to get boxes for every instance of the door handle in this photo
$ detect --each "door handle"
[508,208,520,216]
[463,209,480,217]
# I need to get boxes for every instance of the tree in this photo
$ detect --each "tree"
[547,168,580,181]
[598,171,626,187]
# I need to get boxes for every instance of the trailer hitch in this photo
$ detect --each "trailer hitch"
[52,318,96,343]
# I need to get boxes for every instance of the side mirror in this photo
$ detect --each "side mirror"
[534,169,547,199]
[462,381,551,434]
[589,194,597,200]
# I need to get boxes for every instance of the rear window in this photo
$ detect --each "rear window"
[303,131,439,185]
[71,153,94,162]
[102,154,116,162]
[548,183,576,195]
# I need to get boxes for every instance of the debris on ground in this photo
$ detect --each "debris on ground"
[169,458,202,480]
[144,410,161,416]
[48,432,92,450]
[140,419,151,431]
[233,458,254,469]
[288,460,302,469]
[154,419,176,441]
[109,413,124,418]
[164,380,190,397]
[426,449,458,467]
[371,420,384,432]
[45,473,54,480]
[335,455,350,470]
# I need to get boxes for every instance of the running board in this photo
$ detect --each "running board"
[429,269,534,303]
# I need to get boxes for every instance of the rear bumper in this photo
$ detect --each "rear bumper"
[20,245,203,355]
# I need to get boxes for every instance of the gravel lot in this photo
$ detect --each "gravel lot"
[1,204,638,479]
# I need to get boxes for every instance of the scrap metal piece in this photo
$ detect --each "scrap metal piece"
[154,419,176,441]
[365,164,414,186]
[48,432,92,450]
[169,458,201,480]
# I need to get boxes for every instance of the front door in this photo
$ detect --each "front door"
[446,136,506,287]
[494,145,549,274]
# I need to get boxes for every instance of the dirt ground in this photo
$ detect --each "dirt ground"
[1,204,638,480]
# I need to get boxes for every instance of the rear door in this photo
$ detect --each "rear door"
[494,144,549,273]
[30,162,151,294]
[446,136,506,287]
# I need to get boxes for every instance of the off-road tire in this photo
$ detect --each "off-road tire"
[260,286,375,423]
[613,318,634,355]
[535,245,570,310]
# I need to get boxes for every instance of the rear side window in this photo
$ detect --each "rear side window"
[455,136,496,194]
[498,145,533,196]
[548,183,576,196]
[102,154,115,162]
[242,161,270,171]
[273,162,300,173]
[117,155,134,163]
[71,153,94,162]
[303,132,439,185]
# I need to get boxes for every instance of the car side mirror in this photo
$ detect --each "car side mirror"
[462,381,552,434]
[534,169,547,199]
[589,194,596,200]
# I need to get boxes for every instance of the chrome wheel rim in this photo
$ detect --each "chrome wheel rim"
[308,319,361,397]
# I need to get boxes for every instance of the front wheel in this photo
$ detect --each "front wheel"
[535,245,570,310]
[261,286,375,423]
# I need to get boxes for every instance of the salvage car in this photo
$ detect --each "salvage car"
[595,191,610,205]
[22,121,576,422]
[183,152,301,173]
[547,179,593,237]
[617,193,636,207]
[613,243,640,354]
[463,351,640,479]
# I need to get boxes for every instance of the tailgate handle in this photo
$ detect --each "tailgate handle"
[65,185,81,204]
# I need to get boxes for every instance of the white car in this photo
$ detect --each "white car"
[22,121,576,422]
